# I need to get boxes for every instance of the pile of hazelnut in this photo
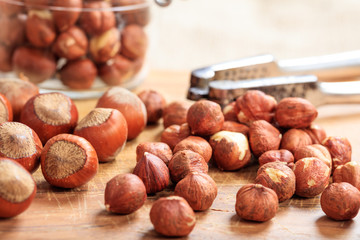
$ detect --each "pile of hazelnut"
[0,0,149,89]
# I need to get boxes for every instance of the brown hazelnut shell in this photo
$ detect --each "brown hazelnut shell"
[174,136,212,163]
[136,142,172,166]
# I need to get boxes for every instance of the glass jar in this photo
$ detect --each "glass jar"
[0,0,150,99]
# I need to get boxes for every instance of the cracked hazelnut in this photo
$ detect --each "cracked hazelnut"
[322,136,352,172]
[0,158,37,218]
[174,136,212,163]
[163,101,191,128]
[235,184,278,222]
[74,108,128,163]
[293,157,330,198]
[150,196,196,237]
[258,149,294,169]
[275,97,318,129]
[294,144,332,169]
[320,182,360,220]
[280,129,312,154]
[26,9,56,47]
[209,131,251,171]
[175,172,217,211]
[20,92,79,145]
[136,142,172,166]
[161,123,191,150]
[104,173,146,215]
[137,89,166,124]
[221,121,249,136]
[52,0,82,32]
[60,58,97,89]
[89,27,120,63]
[333,161,360,190]
[0,93,12,123]
[133,152,170,194]
[120,24,147,60]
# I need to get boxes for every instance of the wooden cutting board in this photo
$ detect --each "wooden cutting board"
[1,70,360,239]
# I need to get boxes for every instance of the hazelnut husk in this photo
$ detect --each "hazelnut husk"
[320,182,360,220]
[322,136,352,172]
[120,24,148,60]
[333,161,360,191]
[174,172,218,211]
[52,0,83,32]
[89,27,120,63]
[59,58,97,89]
[160,123,191,150]
[174,136,212,163]
[136,142,172,166]
[258,149,294,169]
[294,144,332,169]
[137,89,166,124]
[235,184,278,222]
[163,101,192,128]
[280,129,312,154]
[26,9,56,48]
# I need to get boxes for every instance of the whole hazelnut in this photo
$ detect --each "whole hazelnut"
[221,121,249,136]
[174,136,212,163]
[25,0,49,9]
[52,0,83,32]
[26,10,56,48]
[12,46,56,84]
[150,196,196,237]
[74,108,128,163]
[163,101,191,128]
[136,142,172,166]
[236,90,277,124]
[96,87,147,140]
[0,44,12,72]
[187,100,224,136]
[333,162,360,191]
[98,54,136,86]
[280,129,312,154]
[222,101,240,122]
[255,162,296,202]
[320,182,360,220]
[293,157,330,198]
[114,0,150,26]
[41,134,98,188]
[294,144,332,169]
[249,120,282,157]
[168,150,208,183]
[137,89,166,124]
[258,149,294,169]
[20,92,79,145]
[160,123,191,150]
[275,97,318,129]
[322,136,352,172]
[120,24,148,60]
[0,122,43,173]
[0,158,37,218]
[104,173,146,215]
[0,1,24,16]
[0,14,25,48]
[89,27,120,63]
[60,58,97,89]
[235,184,278,222]
[209,131,251,171]
[52,26,88,60]
[133,152,170,194]
[79,1,116,36]
[304,123,327,144]
[174,172,218,211]
[0,93,13,123]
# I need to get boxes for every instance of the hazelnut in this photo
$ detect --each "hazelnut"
[136,142,172,166]
[26,10,56,47]
[236,90,277,124]
[120,24,148,60]
[12,46,56,84]
[0,77,39,121]
[89,27,120,63]
[20,92,79,145]
[98,54,136,86]
[174,172,217,211]
[160,123,191,150]
[114,0,150,26]
[333,161,360,190]
[293,157,330,198]
[150,196,196,237]
[209,131,251,171]
[322,136,352,172]
[0,158,37,218]
[25,0,49,9]
[79,1,116,36]
[255,162,296,202]
[0,14,25,48]
[59,58,97,89]
[222,101,240,122]
[96,87,147,140]
[221,121,249,136]
[52,0,83,32]
[74,108,128,163]
[104,173,146,215]
[133,152,170,194]
[0,44,12,72]
[294,144,332,169]
[249,120,282,157]
[174,136,212,163]
[137,89,166,124]
[187,100,224,136]
[52,26,88,60]
[304,123,327,144]
[0,1,24,16]
[163,101,191,128]
[168,150,208,183]
[235,184,278,222]
[0,93,13,123]
[280,129,312,154]
[275,97,318,129]
[320,182,360,220]
[0,122,43,173]
[41,134,99,188]
[258,149,294,169]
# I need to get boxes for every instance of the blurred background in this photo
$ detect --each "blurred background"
[146,0,360,71]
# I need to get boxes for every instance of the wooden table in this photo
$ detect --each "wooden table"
[1,70,360,239]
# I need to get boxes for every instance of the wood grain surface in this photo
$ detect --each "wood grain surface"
[1,70,360,240]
